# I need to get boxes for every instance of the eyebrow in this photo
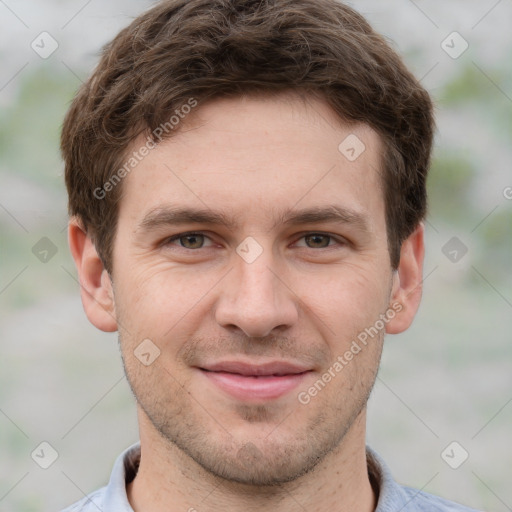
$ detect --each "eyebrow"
[138,204,370,233]
[274,205,370,232]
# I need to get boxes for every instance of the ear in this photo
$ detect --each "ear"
[385,223,425,334]
[68,218,118,332]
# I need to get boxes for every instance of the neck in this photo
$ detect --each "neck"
[127,410,376,512]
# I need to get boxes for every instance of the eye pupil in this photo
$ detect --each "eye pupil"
[181,234,204,249]
[305,234,330,248]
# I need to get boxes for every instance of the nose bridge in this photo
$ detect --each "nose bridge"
[214,242,298,338]
[240,256,277,302]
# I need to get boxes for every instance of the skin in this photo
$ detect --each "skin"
[69,92,424,512]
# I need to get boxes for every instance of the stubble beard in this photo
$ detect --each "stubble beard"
[120,332,383,487]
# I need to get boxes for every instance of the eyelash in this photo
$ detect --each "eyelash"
[163,231,347,250]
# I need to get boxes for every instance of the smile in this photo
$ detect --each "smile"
[198,361,312,401]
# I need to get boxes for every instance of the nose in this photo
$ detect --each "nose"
[214,251,299,338]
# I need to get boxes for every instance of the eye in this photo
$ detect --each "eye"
[295,233,344,249]
[165,232,213,249]
[162,231,345,251]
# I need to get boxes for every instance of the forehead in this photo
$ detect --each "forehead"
[117,93,385,231]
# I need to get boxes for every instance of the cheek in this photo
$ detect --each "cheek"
[298,260,391,329]
[114,249,392,347]
[114,262,220,342]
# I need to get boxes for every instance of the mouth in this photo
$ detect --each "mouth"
[197,360,313,401]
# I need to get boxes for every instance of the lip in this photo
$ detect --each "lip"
[198,360,312,401]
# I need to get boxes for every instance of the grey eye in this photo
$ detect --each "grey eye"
[178,234,205,249]
[304,234,332,248]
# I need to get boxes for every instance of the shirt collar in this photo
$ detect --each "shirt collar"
[102,442,140,512]
[366,446,412,511]
[103,442,409,511]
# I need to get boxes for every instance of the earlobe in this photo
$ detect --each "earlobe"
[68,218,118,333]
[385,223,425,335]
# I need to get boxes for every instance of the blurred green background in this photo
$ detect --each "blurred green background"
[1,1,511,510]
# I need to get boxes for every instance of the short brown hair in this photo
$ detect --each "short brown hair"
[62,0,434,273]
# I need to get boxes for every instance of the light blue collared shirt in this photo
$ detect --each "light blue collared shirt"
[60,443,482,511]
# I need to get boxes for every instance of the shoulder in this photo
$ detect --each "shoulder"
[366,446,483,512]
[59,487,106,512]
[401,485,483,512]
[58,442,140,512]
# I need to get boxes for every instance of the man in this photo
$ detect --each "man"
[60,0,481,510]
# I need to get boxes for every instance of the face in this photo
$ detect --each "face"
[79,93,420,485]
